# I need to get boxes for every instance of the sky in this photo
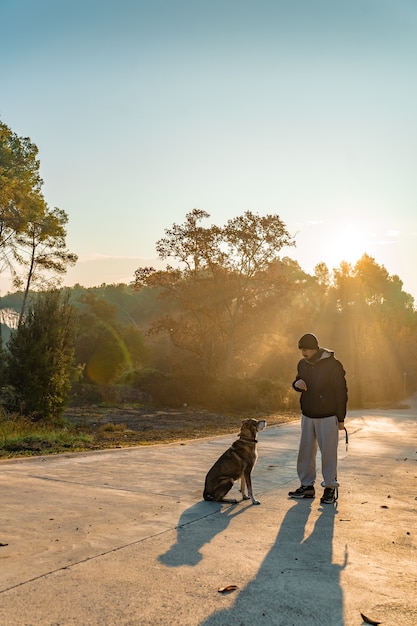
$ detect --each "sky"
[1,0,417,299]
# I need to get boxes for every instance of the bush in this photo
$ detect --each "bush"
[119,368,294,413]
[4,290,77,421]
[69,383,149,406]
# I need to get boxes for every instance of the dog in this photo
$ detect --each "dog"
[203,418,266,505]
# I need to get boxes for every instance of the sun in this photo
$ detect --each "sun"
[290,217,380,276]
[318,219,374,270]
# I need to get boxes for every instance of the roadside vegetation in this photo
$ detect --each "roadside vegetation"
[1,119,417,460]
[0,406,299,459]
[0,412,92,458]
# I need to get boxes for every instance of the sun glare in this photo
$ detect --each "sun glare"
[320,220,373,270]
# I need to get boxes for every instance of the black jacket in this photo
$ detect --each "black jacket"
[292,348,348,422]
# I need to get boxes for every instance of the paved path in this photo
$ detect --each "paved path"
[0,399,416,625]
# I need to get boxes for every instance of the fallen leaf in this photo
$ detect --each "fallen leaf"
[218,585,238,593]
[360,611,381,625]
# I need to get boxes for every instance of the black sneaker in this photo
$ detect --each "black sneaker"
[320,487,338,504]
[288,485,315,499]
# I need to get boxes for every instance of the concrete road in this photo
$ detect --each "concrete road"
[0,399,416,626]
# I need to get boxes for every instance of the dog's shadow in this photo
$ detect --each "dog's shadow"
[158,500,249,567]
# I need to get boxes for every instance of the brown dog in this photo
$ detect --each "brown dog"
[203,418,266,505]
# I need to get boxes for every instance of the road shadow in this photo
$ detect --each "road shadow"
[200,499,347,625]
[158,500,250,567]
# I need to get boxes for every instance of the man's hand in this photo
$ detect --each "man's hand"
[294,379,307,391]
[338,422,345,431]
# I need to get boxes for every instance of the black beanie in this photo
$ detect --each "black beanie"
[298,333,319,350]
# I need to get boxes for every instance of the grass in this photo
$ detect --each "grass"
[0,414,93,459]
[0,406,300,459]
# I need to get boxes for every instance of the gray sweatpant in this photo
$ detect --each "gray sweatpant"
[297,414,340,488]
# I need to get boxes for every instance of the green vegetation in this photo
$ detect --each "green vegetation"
[4,290,77,420]
[0,413,93,458]
[0,120,77,320]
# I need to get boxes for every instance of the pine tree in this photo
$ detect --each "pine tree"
[5,290,76,420]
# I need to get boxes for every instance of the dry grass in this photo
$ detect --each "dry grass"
[64,406,300,448]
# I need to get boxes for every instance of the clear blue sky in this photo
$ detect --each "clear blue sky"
[1,0,417,298]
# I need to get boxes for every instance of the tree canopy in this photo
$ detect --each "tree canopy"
[132,211,417,407]
[134,209,295,375]
[0,120,77,310]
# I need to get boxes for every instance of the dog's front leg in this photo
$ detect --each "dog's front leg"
[244,471,260,505]
[240,475,250,500]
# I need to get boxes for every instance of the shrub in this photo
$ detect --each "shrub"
[4,290,76,420]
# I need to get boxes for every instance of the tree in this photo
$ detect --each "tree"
[0,120,77,300]
[13,206,78,324]
[0,121,44,273]
[134,209,295,375]
[5,290,77,420]
[74,292,149,385]
[328,254,417,405]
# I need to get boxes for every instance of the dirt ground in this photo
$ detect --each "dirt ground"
[64,405,299,449]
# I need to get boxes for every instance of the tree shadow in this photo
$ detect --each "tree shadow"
[200,500,347,625]
[158,500,250,567]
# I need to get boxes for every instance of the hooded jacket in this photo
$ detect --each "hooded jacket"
[292,348,348,422]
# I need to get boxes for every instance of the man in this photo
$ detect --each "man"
[288,333,348,504]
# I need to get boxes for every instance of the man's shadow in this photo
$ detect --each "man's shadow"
[158,500,250,567]
[201,499,347,625]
